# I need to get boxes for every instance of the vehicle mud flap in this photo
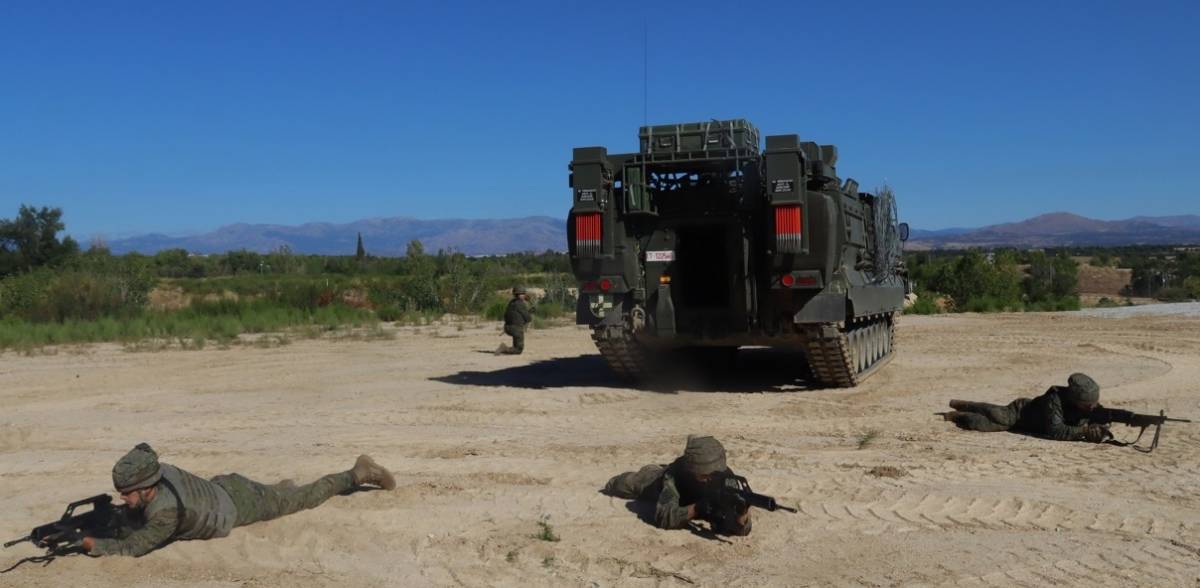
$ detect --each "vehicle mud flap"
[654,284,675,337]
[793,292,846,323]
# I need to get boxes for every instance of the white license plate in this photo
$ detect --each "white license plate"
[645,250,674,262]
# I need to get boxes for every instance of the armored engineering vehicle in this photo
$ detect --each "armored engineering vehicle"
[567,119,909,387]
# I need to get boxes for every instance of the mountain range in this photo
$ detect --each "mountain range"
[906,213,1200,249]
[104,212,1200,256]
[107,216,567,256]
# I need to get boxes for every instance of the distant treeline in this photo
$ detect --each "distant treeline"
[0,205,575,349]
[904,249,1080,313]
[4,204,1199,349]
[904,244,1200,313]
[1063,245,1200,300]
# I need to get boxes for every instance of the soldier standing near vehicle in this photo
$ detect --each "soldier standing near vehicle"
[603,435,751,536]
[501,286,533,355]
[941,373,1114,442]
[79,443,396,556]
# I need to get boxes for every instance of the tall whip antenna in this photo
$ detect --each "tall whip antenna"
[642,19,648,127]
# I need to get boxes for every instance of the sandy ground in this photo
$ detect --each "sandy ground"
[2,311,1199,587]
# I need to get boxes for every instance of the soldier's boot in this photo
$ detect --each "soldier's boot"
[949,399,1007,414]
[943,410,1011,432]
[350,454,396,490]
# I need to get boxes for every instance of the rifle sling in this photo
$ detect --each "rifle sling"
[1106,423,1160,453]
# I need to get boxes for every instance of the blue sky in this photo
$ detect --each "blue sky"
[1,1,1197,241]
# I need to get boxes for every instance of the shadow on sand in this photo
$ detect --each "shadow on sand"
[431,347,820,393]
[621,499,732,543]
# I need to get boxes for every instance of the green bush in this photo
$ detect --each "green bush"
[0,267,154,322]
[375,305,404,322]
[961,296,1018,313]
[0,241,582,349]
[1156,287,1192,302]
[1185,276,1200,299]
[483,296,510,321]
[904,293,942,315]
[0,299,380,351]
[1026,296,1081,312]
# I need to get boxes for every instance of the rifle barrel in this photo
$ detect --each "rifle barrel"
[3,536,30,548]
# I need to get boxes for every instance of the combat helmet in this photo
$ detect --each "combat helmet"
[1065,373,1100,405]
[112,442,163,493]
[681,435,727,476]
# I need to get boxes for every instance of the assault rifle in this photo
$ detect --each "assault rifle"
[3,495,129,572]
[1092,408,1192,453]
[703,474,797,515]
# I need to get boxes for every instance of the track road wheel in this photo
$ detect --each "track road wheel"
[800,313,897,388]
[590,326,651,381]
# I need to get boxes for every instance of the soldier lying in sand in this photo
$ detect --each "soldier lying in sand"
[80,443,395,556]
[603,435,753,536]
[940,373,1113,442]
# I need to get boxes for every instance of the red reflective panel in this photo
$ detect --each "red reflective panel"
[774,206,802,253]
[575,213,602,255]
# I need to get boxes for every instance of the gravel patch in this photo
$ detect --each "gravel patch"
[1076,302,1200,319]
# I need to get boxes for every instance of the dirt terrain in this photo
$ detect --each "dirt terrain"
[1076,265,1133,298]
[2,311,1199,587]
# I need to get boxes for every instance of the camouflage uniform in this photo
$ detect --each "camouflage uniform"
[503,288,533,354]
[90,444,393,557]
[946,373,1108,442]
[604,436,752,536]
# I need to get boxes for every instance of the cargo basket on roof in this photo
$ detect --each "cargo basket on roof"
[638,119,760,156]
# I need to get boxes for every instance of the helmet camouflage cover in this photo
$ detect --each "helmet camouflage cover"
[1065,373,1100,405]
[681,435,727,476]
[112,442,163,493]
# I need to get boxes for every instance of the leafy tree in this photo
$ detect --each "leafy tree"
[221,250,263,274]
[355,233,366,261]
[398,240,438,310]
[1049,253,1078,298]
[1184,276,1200,298]
[437,250,483,313]
[154,248,194,278]
[265,245,301,275]
[1025,251,1078,303]
[1090,252,1113,267]
[1026,252,1054,301]
[933,251,1022,310]
[1177,252,1200,282]
[0,205,80,276]
[1128,258,1168,297]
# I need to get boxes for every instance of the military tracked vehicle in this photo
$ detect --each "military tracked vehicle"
[567,119,909,387]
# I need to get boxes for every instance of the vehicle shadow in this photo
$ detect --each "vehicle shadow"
[430,347,820,393]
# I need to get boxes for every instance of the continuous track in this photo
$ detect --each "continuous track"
[591,312,897,387]
[799,312,896,387]
[590,326,650,381]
